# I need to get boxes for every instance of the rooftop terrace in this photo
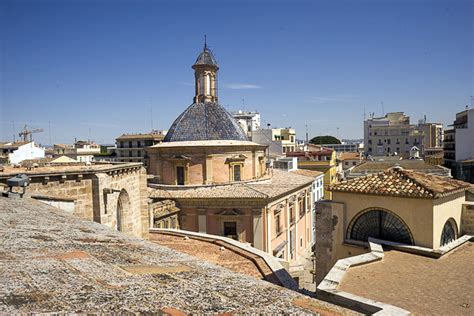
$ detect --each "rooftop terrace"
[0,197,354,314]
[338,242,474,314]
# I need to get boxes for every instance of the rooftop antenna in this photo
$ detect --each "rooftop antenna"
[381,101,385,116]
[363,107,366,121]
[470,95,473,108]
[305,124,309,144]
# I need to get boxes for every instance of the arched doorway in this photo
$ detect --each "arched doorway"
[348,209,414,245]
[116,189,131,232]
[440,218,457,246]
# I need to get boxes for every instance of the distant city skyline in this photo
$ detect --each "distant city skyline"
[1,0,472,145]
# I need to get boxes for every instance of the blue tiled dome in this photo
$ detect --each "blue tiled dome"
[163,102,248,142]
[193,48,219,69]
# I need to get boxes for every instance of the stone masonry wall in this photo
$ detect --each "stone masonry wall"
[92,167,148,238]
[315,201,344,285]
[461,203,474,235]
[27,175,93,219]
[1,164,148,238]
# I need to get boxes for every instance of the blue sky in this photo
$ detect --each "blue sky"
[1,0,472,144]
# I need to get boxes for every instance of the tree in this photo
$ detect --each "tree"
[309,135,341,145]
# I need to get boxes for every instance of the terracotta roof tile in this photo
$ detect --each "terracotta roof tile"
[290,169,324,178]
[330,168,470,199]
[149,170,314,201]
[338,152,362,161]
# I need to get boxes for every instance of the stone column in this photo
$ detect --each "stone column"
[252,208,263,250]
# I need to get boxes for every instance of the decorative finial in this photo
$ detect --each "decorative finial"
[204,34,207,49]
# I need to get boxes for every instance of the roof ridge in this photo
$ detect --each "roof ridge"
[242,182,270,199]
[396,169,436,196]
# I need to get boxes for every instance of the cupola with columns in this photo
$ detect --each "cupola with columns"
[193,36,219,103]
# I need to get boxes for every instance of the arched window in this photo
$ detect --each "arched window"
[440,219,457,246]
[348,209,414,245]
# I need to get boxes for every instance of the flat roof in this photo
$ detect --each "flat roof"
[0,197,352,314]
[0,162,142,178]
[338,242,474,314]
[116,133,165,141]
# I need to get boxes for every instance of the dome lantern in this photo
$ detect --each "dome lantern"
[192,36,219,103]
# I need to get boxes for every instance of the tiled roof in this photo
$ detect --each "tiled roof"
[193,47,219,68]
[330,168,470,199]
[149,170,314,201]
[351,160,447,173]
[149,183,268,200]
[287,149,333,158]
[163,102,248,142]
[248,170,315,199]
[339,152,361,160]
[290,169,324,178]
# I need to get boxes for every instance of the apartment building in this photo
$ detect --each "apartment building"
[231,110,260,137]
[443,108,474,183]
[364,112,424,156]
[115,131,166,166]
[418,121,444,148]
[252,127,296,157]
[286,145,338,199]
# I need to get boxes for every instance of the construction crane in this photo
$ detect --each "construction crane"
[19,125,44,142]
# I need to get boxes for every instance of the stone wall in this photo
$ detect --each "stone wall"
[461,203,474,235]
[315,201,342,285]
[314,200,384,286]
[92,167,149,238]
[28,175,94,219]
[0,164,148,238]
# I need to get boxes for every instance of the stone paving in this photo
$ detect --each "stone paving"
[338,243,474,315]
[0,197,357,315]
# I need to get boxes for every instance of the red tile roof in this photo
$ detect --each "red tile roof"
[330,168,470,199]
